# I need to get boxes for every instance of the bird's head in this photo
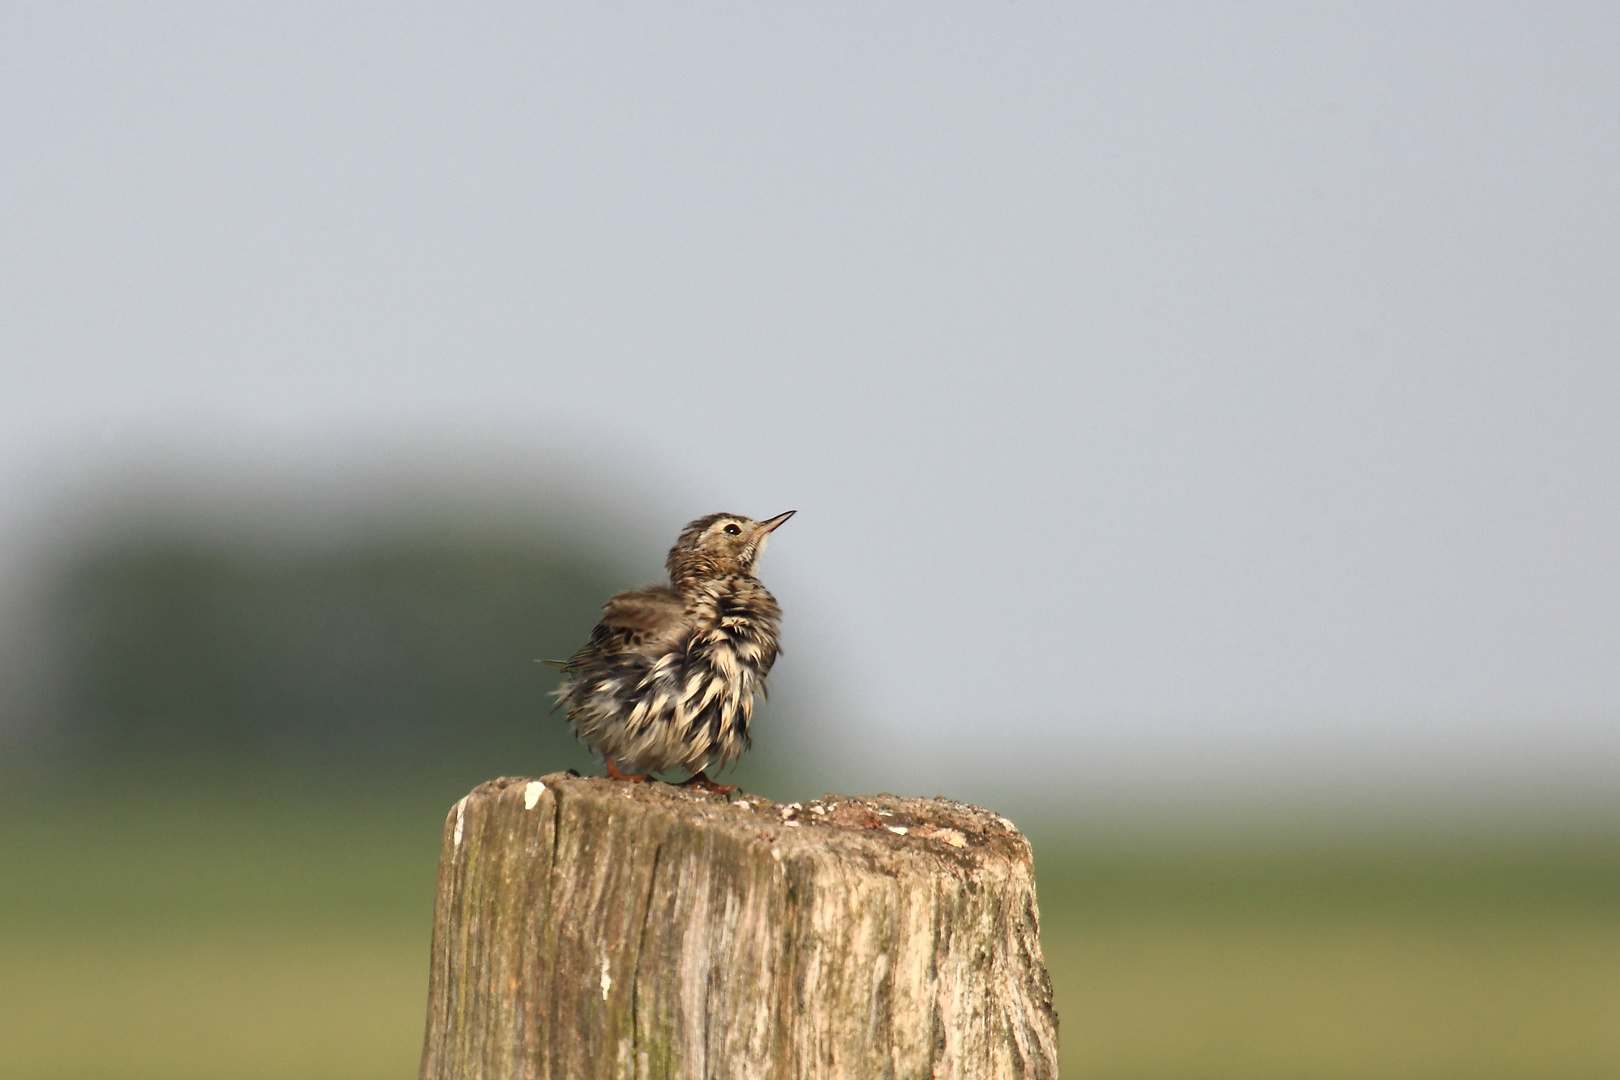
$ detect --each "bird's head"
[666,510,795,584]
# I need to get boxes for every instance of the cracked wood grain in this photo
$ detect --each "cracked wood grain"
[419,775,1059,1079]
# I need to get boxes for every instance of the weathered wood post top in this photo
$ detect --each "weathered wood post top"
[420,774,1059,1079]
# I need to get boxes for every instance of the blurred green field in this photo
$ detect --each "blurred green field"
[1033,830,1620,1080]
[1,786,1616,1080]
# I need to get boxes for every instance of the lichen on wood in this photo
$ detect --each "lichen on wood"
[420,774,1058,1079]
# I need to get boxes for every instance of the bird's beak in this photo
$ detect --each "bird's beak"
[755,510,796,535]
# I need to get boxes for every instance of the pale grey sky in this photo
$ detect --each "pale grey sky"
[4,4,1618,806]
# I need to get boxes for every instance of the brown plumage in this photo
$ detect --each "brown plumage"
[551,510,794,792]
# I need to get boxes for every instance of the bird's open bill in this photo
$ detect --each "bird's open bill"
[756,510,796,534]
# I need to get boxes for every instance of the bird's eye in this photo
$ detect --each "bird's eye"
[723,523,742,536]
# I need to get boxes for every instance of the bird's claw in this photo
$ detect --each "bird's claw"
[604,757,651,784]
[680,771,739,795]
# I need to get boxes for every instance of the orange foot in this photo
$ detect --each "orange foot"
[680,771,738,795]
[604,757,651,783]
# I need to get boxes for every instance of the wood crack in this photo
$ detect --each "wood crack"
[630,836,665,1079]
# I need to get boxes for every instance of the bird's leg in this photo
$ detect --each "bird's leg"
[603,756,651,784]
[680,771,739,795]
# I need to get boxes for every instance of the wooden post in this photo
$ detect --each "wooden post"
[419,774,1059,1079]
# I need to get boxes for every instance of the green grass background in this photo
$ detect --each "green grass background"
[2,784,1616,1080]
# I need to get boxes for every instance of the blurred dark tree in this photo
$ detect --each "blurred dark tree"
[39,529,627,786]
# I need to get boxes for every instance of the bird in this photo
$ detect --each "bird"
[548,510,794,794]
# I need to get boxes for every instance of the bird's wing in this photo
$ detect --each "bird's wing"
[599,586,686,632]
[562,586,686,669]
